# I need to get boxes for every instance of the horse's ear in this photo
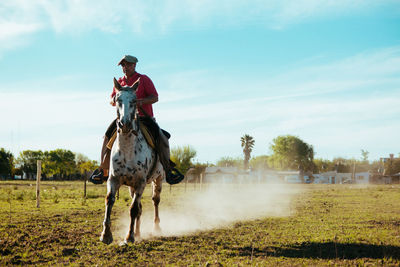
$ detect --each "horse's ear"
[131,80,139,91]
[113,77,122,91]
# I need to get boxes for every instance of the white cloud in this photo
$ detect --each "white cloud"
[269,0,359,29]
[0,1,43,55]
[1,0,397,44]
[0,22,41,41]
[0,0,397,59]
[39,0,132,34]
[147,0,398,32]
[0,22,41,57]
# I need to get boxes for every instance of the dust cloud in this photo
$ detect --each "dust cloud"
[115,180,301,241]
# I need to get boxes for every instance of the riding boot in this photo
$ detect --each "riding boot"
[89,119,117,184]
[158,129,184,185]
[138,116,184,185]
[166,164,184,185]
[89,136,111,184]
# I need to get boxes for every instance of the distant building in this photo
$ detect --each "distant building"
[314,171,336,184]
[315,171,370,184]
[354,172,370,184]
[280,171,303,183]
[392,173,400,184]
[202,168,373,184]
[380,153,400,175]
[380,153,399,163]
[203,167,286,184]
[204,167,238,183]
[335,173,352,184]
[184,168,198,183]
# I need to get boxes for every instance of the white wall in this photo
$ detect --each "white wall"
[354,172,370,184]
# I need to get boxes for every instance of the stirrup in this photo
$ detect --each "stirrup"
[89,169,108,185]
[166,167,184,185]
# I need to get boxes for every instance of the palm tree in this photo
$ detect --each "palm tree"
[240,134,255,170]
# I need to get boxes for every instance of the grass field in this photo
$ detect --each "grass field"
[0,181,399,266]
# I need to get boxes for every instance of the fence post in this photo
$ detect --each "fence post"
[185,173,188,192]
[200,173,203,191]
[36,160,41,208]
[83,171,87,199]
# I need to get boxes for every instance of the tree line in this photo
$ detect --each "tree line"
[224,134,400,176]
[168,135,399,177]
[0,148,97,180]
[1,134,399,180]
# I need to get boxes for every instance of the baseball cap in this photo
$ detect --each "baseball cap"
[118,55,138,65]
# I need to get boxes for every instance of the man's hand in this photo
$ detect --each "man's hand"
[137,95,158,107]
[110,96,116,106]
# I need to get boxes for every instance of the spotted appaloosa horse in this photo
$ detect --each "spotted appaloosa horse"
[100,78,164,245]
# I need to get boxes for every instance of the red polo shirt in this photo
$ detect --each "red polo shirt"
[111,72,158,117]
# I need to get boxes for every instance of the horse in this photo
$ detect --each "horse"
[100,78,164,245]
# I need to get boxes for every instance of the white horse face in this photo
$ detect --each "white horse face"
[114,78,139,134]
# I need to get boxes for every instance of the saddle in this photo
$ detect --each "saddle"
[106,118,158,150]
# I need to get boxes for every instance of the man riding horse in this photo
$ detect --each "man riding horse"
[89,55,183,185]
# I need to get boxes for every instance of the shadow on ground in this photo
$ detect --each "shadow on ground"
[235,242,400,260]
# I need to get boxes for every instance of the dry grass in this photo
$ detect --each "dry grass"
[0,181,399,266]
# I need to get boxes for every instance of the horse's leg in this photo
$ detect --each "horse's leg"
[152,175,163,234]
[127,186,142,240]
[100,176,120,244]
[135,202,142,240]
[125,184,145,243]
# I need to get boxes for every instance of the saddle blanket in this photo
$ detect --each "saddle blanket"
[106,122,156,150]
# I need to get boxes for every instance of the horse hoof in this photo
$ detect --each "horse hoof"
[100,234,113,245]
[124,236,135,244]
[134,234,142,241]
[153,225,162,235]
[119,240,129,246]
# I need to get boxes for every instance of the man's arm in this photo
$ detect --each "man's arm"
[137,94,158,107]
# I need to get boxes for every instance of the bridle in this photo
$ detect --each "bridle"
[116,96,139,136]
[114,77,140,136]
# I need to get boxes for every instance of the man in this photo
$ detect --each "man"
[89,55,183,185]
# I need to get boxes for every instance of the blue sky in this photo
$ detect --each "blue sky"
[1,0,400,164]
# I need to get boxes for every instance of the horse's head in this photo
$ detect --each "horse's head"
[113,77,139,135]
